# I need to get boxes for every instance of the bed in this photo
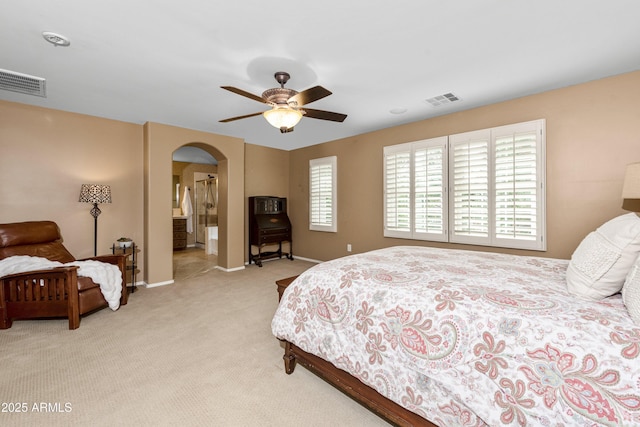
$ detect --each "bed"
[271,245,640,426]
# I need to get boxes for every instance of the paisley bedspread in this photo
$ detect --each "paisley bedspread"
[271,246,640,426]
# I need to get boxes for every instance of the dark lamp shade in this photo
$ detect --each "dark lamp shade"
[79,184,112,204]
[621,162,640,212]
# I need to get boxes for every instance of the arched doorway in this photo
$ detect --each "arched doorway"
[172,146,218,249]
[143,122,245,287]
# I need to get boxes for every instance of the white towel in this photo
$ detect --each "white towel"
[0,255,123,310]
[181,186,194,233]
[67,260,122,310]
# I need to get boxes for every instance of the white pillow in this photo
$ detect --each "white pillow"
[623,257,640,324]
[566,213,640,300]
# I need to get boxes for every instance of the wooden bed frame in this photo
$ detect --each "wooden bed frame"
[276,276,438,427]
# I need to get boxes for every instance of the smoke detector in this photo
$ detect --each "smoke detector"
[42,31,70,47]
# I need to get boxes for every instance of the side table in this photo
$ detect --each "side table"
[111,243,139,293]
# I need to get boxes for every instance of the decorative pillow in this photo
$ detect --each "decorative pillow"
[566,213,640,300]
[623,256,640,324]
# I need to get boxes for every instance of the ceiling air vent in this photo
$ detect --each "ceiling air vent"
[0,69,46,97]
[425,92,459,107]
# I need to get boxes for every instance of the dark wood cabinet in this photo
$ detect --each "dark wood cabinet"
[248,196,293,267]
[173,218,187,250]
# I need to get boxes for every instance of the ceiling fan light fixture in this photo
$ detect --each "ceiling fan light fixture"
[220,71,346,128]
[263,107,303,131]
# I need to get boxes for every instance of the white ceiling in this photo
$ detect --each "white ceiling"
[172,146,217,164]
[2,1,640,151]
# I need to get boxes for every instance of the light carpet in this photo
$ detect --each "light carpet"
[0,257,391,427]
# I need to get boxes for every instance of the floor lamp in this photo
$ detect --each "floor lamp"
[79,184,112,256]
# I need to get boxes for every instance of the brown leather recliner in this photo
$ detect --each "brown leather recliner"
[0,221,128,329]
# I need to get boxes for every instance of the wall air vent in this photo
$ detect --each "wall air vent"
[0,69,46,97]
[425,92,459,107]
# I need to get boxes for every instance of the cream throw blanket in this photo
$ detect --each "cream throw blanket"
[0,255,122,310]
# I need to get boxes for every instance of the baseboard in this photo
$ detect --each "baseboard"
[290,255,322,264]
[144,279,174,288]
[215,265,245,273]
[127,280,147,289]
[244,256,321,267]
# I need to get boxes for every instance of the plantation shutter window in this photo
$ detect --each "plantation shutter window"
[492,121,545,249]
[383,119,545,250]
[384,143,412,237]
[449,130,490,245]
[413,138,448,241]
[384,137,448,241]
[310,156,337,232]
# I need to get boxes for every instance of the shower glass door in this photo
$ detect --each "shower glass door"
[195,177,218,245]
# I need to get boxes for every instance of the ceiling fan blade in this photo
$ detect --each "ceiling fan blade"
[219,112,264,123]
[302,108,347,122]
[220,86,268,104]
[288,86,332,106]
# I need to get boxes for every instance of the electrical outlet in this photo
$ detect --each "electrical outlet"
[347,244,352,252]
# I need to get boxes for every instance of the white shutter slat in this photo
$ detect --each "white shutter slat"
[492,123,544,249]
[414,144,445,235]
[495,133,537,240]
[384,146,412,234]
[414,138,447,239]
[450,136,490,242]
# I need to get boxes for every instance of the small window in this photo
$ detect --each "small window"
[310,156,337,232]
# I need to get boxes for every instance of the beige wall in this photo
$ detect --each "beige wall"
[0,101,248,286]
[3,70,639,282]
[244,143,290,261]
[289,71,640,261]
[0,100,145,273]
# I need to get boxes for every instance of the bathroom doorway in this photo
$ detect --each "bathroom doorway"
[172,146,219,277]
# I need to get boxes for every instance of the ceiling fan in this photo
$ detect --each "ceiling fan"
[219,72,347,133]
